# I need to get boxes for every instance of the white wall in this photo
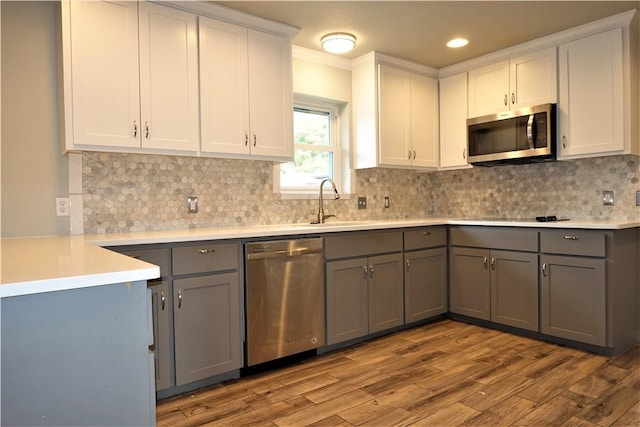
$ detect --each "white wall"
[1,1,69,237]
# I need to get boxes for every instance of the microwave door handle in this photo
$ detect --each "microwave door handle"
[526,114,535,149]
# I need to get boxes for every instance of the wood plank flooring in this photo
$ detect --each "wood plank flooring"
[157,320,640,426]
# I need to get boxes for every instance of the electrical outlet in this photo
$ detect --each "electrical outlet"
[187,196,198,213]
[357,196,367,209]
[56,197,70,217]
[602,191,614,206]
[383,196,390,208]
[637,191,640,206]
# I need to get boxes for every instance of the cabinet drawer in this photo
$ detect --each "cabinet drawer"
[118,248,170,278]
[172,243,239,276]
[325,231,402,260]
[404,227,447,251]
[449,226,538,252]
[540,230,605,257]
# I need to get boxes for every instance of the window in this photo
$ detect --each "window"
[276,97,348,197]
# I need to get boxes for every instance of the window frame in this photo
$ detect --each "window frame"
[275,97,346,199]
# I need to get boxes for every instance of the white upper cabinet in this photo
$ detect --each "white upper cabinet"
[467,47,557,118]
[199,18,293,161]
[353,53,439,170]
[138,2,199,152]
[439,72,470,169]
[557,28,627,159]
[62,1,199,152]
[64,1,140,149]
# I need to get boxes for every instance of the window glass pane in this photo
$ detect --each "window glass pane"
[293,109,330,147]
[280,151,333,189]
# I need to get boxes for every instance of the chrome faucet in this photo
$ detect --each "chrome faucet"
[316,178,340,224]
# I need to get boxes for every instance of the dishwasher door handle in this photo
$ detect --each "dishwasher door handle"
[247,248,322,260]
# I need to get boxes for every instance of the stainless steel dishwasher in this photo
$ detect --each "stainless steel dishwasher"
[245,238,325,366]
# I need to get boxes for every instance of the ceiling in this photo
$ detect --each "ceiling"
[215,1,638,68]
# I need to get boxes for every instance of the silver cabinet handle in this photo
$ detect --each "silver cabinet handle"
[406,259,410,271]
[483,257,488,269]
[363,265,368,279]
[369,265,374,278]
[177,289,182,308]
[542,263,548,277]
[503,94,508,106]
[412,150,416,160]
[422,231,431,236]
[133,121,138,137]
[408,150,412,160]
[198,248,216,254]
[491,257,496,270]
[160,291,165,311]
[145,122,149,138]
[245,132,249,146]
[253,134,257,147]
[463,148,466,159]
[511,93,515,104]
[563,235,579,240]
[562,135,567,148]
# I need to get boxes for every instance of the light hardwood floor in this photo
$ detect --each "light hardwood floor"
[157,320,640,426]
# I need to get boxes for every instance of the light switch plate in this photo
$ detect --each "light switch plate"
[187,196,198,213]
[602,191,614,206]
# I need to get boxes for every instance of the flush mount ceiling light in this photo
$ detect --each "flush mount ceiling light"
[321,33,356,54]
[446,38,469,48]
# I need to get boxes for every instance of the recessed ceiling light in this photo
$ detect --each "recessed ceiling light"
[321,33,357,54]
[447,38,469,48]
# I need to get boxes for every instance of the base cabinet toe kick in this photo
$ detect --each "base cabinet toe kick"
[111,224,638,398]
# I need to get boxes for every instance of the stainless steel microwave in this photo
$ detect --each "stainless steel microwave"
[467,103,556,166]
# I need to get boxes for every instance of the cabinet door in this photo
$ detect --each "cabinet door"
[378,64,412,167]
[67,0,140,148]
[326,258,369,345]
[149,280,173,392]
[138,2,199,152]
[557,28,624,158]
[509,47,557,109]
[411,73,439,168]
[247,29,293,160]
[490,251,538,331]
[450,247,491,320]
[199,17,250,155]
[173,273,241,386]
[540,255,606,346]
[439,72,469,169]
[404,248,447,323]
[467,60,509,118]
[368,253,404,333]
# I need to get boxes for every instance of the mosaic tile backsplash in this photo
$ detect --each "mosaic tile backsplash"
[83,153,639,233]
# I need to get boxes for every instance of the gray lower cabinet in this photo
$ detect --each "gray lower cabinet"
[449,227,539,331]
[404,227,448,324]
[1,282,155,426]
[326,253,404,345]
[173,272,241,386]
[540,254,605,346]
[325,231,404,346]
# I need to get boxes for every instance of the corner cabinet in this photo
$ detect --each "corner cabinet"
[467,47,557,118]
[199,17,294,160]
[353,52,439,170]
[438,72,470,169]
[557,27,636,159]
[61,1,200,153]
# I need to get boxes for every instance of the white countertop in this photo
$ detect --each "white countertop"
[0,236,159,298]
[2,217,637,298]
